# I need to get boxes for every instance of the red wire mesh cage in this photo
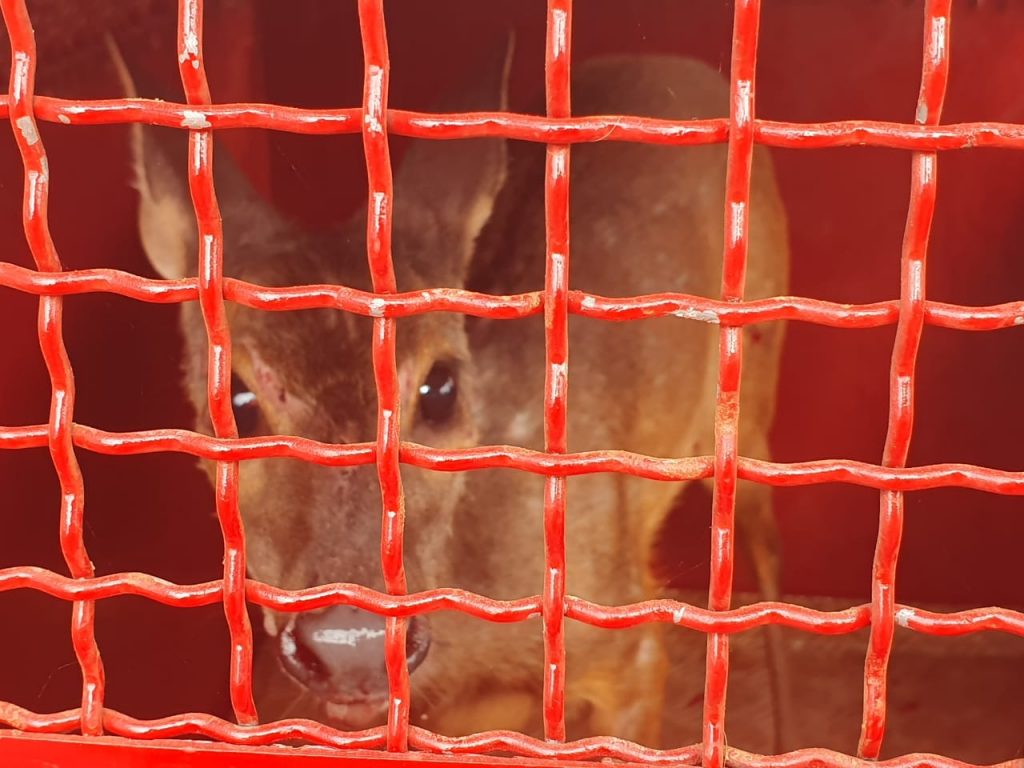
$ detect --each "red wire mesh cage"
[2,0,1024,766]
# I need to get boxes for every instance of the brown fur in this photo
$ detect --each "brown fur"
[123,48,790,747]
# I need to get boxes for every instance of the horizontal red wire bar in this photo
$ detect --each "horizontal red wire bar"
[2,566,1022,638]
[0,568,859,632]
[4,262,1024,330]
[0,709,702,762]
[2,715,1024,768]
[6,94,1024,151]
[3,424,1024,494]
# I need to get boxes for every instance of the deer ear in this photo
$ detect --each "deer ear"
[107,37,194,279]
[107,37,284,280]
[130,128,197,280]
[393,35,513,282]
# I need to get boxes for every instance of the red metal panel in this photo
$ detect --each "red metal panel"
[0,1,1022,767]
[0,732,623,768]
[6,730,1024,768]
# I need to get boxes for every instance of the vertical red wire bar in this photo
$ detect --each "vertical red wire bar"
[702,1,760,765]
[542,0,572,744]
[0,0,106,736]
[357,0,410,751]
[177,0,258,725]
[858,0,950,758]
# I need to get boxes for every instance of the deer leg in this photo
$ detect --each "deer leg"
[572,623,668,746]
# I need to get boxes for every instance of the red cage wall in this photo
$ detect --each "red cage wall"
[2,0,1024,766]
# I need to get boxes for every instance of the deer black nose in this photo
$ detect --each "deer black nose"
[279,606,430,704]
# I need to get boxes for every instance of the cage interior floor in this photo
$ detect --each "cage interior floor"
[660,590,1024,761]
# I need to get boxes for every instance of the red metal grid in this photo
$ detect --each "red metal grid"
[0,1,1022,767]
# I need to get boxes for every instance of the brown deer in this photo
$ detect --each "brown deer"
[115,41,790,748]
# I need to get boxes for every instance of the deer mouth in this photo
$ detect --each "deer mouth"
[323,698,389,729]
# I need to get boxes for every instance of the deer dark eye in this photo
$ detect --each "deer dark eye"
[418,362,457,426]
[231,374,261,437]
